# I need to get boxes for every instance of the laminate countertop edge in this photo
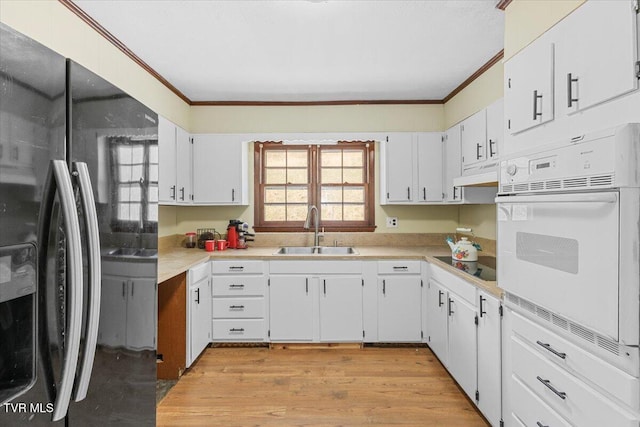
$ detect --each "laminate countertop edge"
[158,245,503,299]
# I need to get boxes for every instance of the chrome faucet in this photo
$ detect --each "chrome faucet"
[303,205,322,247]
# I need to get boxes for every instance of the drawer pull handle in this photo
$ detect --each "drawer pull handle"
[229,305,244,310]
[448,298,454,316]
[229,284,244,289]
[392,266,408,271]
[229,328,245,333]
[536,422,549,427]
[229,266,244,271]
[479,295,486,317]
[536,341,567,359]
[438,290,444,307]
[537,376,566,400]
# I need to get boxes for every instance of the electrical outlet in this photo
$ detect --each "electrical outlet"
[386,217,398,228]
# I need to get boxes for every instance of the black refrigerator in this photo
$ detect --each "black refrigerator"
[0,23,157,425]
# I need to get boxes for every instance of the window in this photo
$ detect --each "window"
[254,141,375,232]
[109,136,158,233]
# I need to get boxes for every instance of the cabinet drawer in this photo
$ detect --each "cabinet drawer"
[511,375,572,427]
[512,311,640,410]
[212,276,265,296]
[211,260,264,275]
[212,297,265,319]
[511,336,639,427]
[377,260,421,275]
[212,319,266,341]
[189,261,210,285]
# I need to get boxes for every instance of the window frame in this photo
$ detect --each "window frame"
[254,141,376,232]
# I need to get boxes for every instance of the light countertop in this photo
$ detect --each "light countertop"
[158,245,502,299]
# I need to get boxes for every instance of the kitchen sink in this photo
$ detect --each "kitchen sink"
[316,246,358,255]
[107,247,157,257]
[274,246,358,255]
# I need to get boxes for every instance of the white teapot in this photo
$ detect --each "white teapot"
[446,236,481,261]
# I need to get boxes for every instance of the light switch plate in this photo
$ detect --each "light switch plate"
[386,217,398,228]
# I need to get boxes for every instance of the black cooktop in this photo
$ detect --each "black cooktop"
[434,256,497,281]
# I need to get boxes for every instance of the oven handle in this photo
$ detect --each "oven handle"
[497,192,617,204]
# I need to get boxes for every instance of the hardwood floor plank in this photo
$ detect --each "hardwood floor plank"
[157,347,489,426]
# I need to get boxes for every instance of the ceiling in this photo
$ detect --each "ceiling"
[71,0,505,103]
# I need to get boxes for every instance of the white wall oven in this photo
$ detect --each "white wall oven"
[497,124,640,370]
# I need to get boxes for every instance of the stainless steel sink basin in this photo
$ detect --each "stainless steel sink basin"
[316,246,358,255]
[107,248,157,257]
[274,247,317,255]
[274,246,358,255]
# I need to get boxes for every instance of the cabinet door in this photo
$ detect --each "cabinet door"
[378,276,422,342]
[192,134,244,204]
[416,133,443,202]
[461,109,487,168]
[126,278,157,350]
[447,291,477,400]
[425,279,449,365]
[158,116,177,203]
[269,276,313,341]
[443,126,462,202]
[384,134,415,203]
[477,291,502,427]
[98,276,128,347]
[175,126,191,204]
[189,279,212,365]
[319,276,363,342]
[505,39,554,134]
[485,98,503,161]
[556,1,638,116]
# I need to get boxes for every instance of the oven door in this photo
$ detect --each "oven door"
[497,191,619,341]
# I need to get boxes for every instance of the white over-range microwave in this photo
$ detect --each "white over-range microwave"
[497,124,640,373]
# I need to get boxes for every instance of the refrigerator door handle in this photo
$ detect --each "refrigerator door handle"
[72,162,102,402]
[50,160,84,422]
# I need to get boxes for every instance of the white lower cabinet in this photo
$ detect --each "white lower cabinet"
[211,260,267,341]
[447,290,478,401]
[378,276,422,342]
[319,276,363,342]
[187,261,211,367]
[269,275,314,341]
[428,264,503,425]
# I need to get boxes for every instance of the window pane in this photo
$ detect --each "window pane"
[148,165,159,182]
[265,187,285,203]
[265,168,286,184]
[343,168,364,184]
[344,187,365,203]
[287,168,308,184]
[265,151,286,167]
[321,151,342,167]
[148,144,158,163]
[264,205,286,221]
[287,187,308,204]
[287,150,308,167]
[343,150,363,167]
[321,168,342,184]
[321,204,342,221]
[321,187,342,203]
[131,165,143,180]
[147,204,158,222]
[119,166,132,182]
[131,145,144,163]
[148,185,158,203]
[344,205,365,221]
[117,146,132,161]
[287,204,308,221]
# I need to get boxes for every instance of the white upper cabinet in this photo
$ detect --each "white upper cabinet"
[417,132,443,202]
[461,109,487,168]
[382,133,414,203]
[505,38,555,135]
[380,132,443,204]
[158,116,177,204]
[175,126,192,204]
[555,0,638,116]
[158,116,191,205]
[443,125,462,202]
[192,134,248,205]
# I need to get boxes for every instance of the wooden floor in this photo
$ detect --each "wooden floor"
[156,346,489,426]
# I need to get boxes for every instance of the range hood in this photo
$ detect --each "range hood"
[453,170,498,187]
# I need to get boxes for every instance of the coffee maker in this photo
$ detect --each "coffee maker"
[227,219,254,249]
